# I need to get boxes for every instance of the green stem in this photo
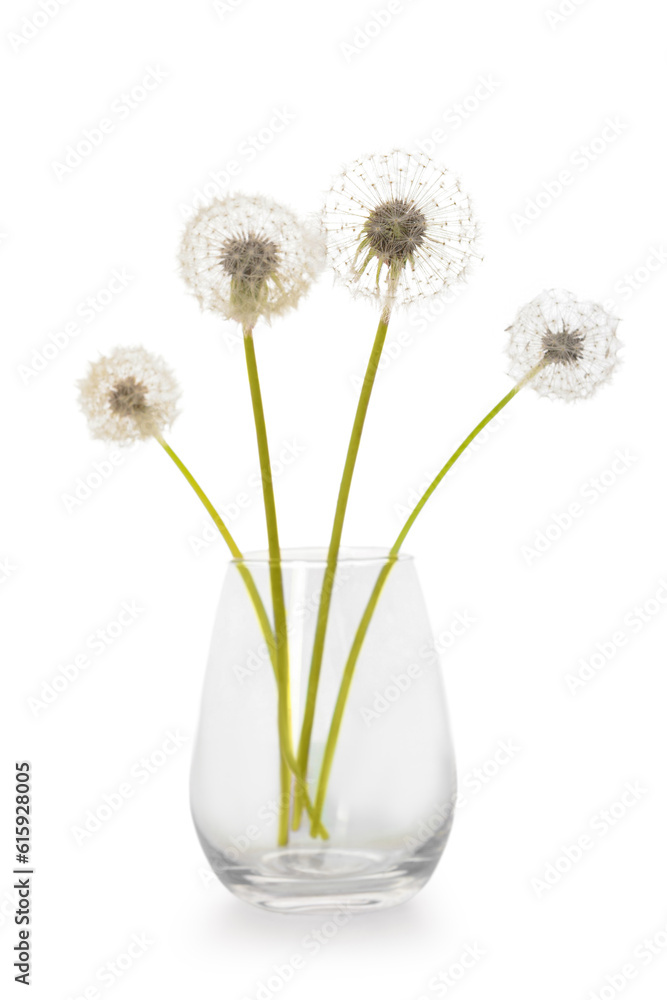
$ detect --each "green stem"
[156,435,243,558]
[292,306,391,829]
[309,366,543,834]
[156,434,327,838]
[392,370,538,552]
[243,328,293,846]
[155,436,272,641]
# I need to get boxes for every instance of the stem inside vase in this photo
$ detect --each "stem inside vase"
[292,306,392,829]
[243,328,296,845]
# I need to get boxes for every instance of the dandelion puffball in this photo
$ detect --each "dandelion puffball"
[179,194,325,328]
[78,346,181,443]
[323,149,480,307]
[506,289,621,401]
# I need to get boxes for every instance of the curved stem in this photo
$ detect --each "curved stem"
[309,556,396,835]
[155,435,273,655]
[156,434,326,838]
[243,329,294,846]
[156,435,242,558]
[292,306,391,829]
[391,371,538,553]
[309,366,543,833]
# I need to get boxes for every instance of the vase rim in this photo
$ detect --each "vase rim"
[232,546,413,567]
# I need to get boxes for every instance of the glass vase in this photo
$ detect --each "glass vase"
[190,548,457,914]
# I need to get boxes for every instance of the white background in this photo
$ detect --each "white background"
[2,0,667,997]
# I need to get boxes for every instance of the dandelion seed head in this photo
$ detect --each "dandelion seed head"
[364,198,427,263]
[179,194,324,327]
[507,289,621,401]
[541,329,585,366]
[219,234,279,283]
[323,150,480,307]
[108,376,149,417]
[78,346,181,443]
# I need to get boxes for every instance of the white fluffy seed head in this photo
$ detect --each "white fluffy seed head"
[78,346,181,443]
[178,194,325,327]
[506,289,621,401]
[323,150,480,308]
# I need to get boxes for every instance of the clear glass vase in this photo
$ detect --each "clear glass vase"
[190,548,457,914]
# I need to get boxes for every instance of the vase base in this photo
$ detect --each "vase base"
[198,834,446,914]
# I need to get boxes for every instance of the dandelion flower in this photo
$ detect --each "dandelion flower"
[78,346,181,443]
[179,194,324,327]
[323,150,479,307]
[506,289,621,401]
